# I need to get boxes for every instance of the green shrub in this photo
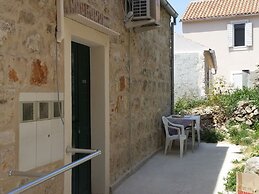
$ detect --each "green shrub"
[249,145,259,157]
[226,120,239,128]
[224,165,245,192]
[175,88,259,118]
[253,121,259,131]
[217,88,259,117]
[174,97,207,114]
[228,126,251,145]
[201,129,225,143]
[252,129,259,139]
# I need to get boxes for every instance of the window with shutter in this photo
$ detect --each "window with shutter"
[228,21,253,49]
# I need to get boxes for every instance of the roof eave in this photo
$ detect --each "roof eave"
[181,13,259,23]
[160,0,178,19]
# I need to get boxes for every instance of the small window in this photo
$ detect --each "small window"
[228,22,253,48]
[39,102,49,120]
[234,23,245,47]
[22,102,34,122]
[53,101,63,118]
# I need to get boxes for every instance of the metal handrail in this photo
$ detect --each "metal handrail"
[8,149,101,194]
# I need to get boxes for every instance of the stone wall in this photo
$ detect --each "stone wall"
[0,0,64,193]
[0,0,172,192]
[77,0,171,185]
[106,4,172,184]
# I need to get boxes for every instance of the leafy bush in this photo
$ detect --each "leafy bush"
[253,131,259,140]
[174,97,207,114]
[175,87,259,117]
[211,76,234,95]
[224,165,245,192]
[216,87,259,116]
[247,145,259,157]
[253,121,259,131]
[228,125,252,146]
[201,129,225,143]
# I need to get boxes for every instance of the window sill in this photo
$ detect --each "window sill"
[229,46,251,51]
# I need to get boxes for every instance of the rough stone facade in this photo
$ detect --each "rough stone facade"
[104,1,172,184]
[0,0,64,193]
[0,0,172,192]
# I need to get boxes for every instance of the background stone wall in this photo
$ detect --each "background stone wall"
[0,0,64,193]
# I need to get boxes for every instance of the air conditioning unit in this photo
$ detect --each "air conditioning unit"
[132,0,151,20]
[125,0,160,30]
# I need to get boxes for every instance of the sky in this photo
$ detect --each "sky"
[168,0,191,33]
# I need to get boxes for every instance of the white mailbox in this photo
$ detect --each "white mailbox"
[19,93,64,171]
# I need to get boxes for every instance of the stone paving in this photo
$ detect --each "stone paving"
[113,142,242,194]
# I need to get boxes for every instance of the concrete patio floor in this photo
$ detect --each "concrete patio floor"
[113,142,242,194]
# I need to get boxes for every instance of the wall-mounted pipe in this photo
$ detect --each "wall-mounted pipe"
[170,23,175,114]
[57,0,64,42]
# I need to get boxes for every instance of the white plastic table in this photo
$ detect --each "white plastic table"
[167,116,196,151]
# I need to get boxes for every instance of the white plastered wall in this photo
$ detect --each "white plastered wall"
[64,17,110,194]
[183,15,259,83]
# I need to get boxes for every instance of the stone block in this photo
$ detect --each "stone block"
[30,59,48,86]
[8,68,18,82]
[18,11,35,25]
[0,130,15,146]
[245,157,259,175]
[0,146,15,180]
[0,19,15,46]
[25,33,41,53]
[0,89,16,129]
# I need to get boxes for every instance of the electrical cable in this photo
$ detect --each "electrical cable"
[55,28,64,125]
[128,29,133,172]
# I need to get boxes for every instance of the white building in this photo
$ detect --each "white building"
[182,0,259,89]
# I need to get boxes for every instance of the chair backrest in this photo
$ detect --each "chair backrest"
[162,116,170,137]
[168,115,182,118]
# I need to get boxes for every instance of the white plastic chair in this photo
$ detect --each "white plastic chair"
[162,116,186,158]
[167,115,190,151]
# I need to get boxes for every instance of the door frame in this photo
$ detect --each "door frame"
[64,17,110,194]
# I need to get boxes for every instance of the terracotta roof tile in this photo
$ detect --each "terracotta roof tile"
[182,0,259,22]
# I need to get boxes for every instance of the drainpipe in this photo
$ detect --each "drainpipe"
[57,0,64,43]
[170,22,174,114]
[160,0,178,114]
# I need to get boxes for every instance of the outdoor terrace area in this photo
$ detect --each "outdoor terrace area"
[113,142,242,194]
